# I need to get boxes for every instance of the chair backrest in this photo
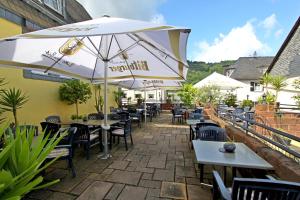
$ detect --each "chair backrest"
[70,123,90,141]
[45,115,61,123]
[118,111,130,121]
[40,122,61,139]
[191,113,202,120]
[196,122,220,129]
[231,177,300,200]
[88,113,104,120]
[194,108,203,114]
[59,127,77,145]
[108,113,121,120]
[196,126,227,141]
[123,119,132,135]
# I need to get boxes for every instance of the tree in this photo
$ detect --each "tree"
[59,79,92,117]
[113,90,125,108]
[260,73,273,92]
[223,92,237,107]
[196,85,221,105]
[0,88,28,126]
[270,75,287,102]
[94,84,104,113]
[177,84,198,107]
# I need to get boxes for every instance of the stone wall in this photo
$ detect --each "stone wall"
[255,104,300,137]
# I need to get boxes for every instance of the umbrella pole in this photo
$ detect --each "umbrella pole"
[100,59,111,159]
[144,87,146,123]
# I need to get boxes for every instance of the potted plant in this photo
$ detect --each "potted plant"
[223,92,237,107]
[59,79,92,118]
[0,125,65,199]
[0,88,28,126]
[113,90,125,108]
[94,84,104,113]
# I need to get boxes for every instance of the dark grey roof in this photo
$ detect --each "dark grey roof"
[288,55,300,77]
[226,57,274,80]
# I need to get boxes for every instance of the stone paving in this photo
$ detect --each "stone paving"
[26,112,212,200]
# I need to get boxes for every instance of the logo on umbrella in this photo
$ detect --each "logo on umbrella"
[59,38,84,56]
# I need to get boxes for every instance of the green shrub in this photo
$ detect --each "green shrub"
[0,125,65,199]
[257,92,276,104]
[224,92,237,107]
[241,99,253,108]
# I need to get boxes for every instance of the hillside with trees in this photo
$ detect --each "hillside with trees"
[186,60,235,85]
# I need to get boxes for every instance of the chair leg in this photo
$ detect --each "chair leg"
[68,157,76,177]
[130,134,133,145]
[109,133,113,150]
[118,136,120,144]
[124,136,128,151]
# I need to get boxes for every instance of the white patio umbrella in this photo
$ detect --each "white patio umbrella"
[113,79,183,122]
[0,16,190,159]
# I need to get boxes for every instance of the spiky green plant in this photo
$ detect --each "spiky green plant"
[0,125,65,199]
[0,88,28,126]
[94,84,104,113]
[260,73,273,92]
[270,76,287,102]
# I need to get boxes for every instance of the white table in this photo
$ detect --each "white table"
[192,140,273,184]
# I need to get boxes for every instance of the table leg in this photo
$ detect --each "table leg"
[189,125,192,141]
[199,164,204,183]
[232,167,236,179]
[223,166,227,186]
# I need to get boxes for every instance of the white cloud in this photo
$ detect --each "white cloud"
[260,14,277,30]
[274,29,283,38]
[150,14,166,24]
[77,0,166,22]
[193,22,270,62]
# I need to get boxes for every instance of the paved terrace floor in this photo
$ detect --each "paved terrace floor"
[26,112,214,200]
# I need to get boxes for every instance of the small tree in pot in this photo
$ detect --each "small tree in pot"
[59,79,92,118]
[0,88,28,126]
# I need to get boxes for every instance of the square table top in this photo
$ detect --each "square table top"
[186,119,215,125]
[59,119,120,126]
[192,140,273,170]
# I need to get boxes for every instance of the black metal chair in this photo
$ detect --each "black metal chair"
[46,127,77,177]
[109,119,133,151]
[196,126,227,141]
[45,115,61,123]
[87,113,104,120]
[129,110,142,128]
[171,108,183,124]
[70,123,102,160]
[212,170,300,200]
[190,122,220,141]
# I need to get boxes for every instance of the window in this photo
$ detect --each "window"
[225,69,234,77]
[250,82,263,92]
[44,0,63,14]
[135,94,142,99]
[148,94,154,99]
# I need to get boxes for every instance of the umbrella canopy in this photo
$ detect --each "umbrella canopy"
[0,16,190,159]
[114,79,183,90]
[193,72,247,90]
[0,16,189,81]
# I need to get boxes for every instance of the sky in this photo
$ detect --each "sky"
[77,0,300,62]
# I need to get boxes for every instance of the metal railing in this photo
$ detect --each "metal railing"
[217,108,300,164]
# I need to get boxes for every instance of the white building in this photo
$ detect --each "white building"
[224,56,274,101]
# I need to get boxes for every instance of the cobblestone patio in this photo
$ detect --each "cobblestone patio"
[26,113,212,200]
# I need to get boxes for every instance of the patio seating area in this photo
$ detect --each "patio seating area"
[25,112,214,200]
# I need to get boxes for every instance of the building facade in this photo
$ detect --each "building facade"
[224,56,274,101]
[0,0,117,126]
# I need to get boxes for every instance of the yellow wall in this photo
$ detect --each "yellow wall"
[0,18,117,127]
[0,18,22,38]
[0,67,117,127]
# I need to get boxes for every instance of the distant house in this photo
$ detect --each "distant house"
[224,56,274,101]
[266,16,300,105]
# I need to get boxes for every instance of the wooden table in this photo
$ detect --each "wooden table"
[192,140,273,185]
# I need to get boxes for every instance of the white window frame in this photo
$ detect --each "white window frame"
[44,0,63,14]
[250,82,263,92]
